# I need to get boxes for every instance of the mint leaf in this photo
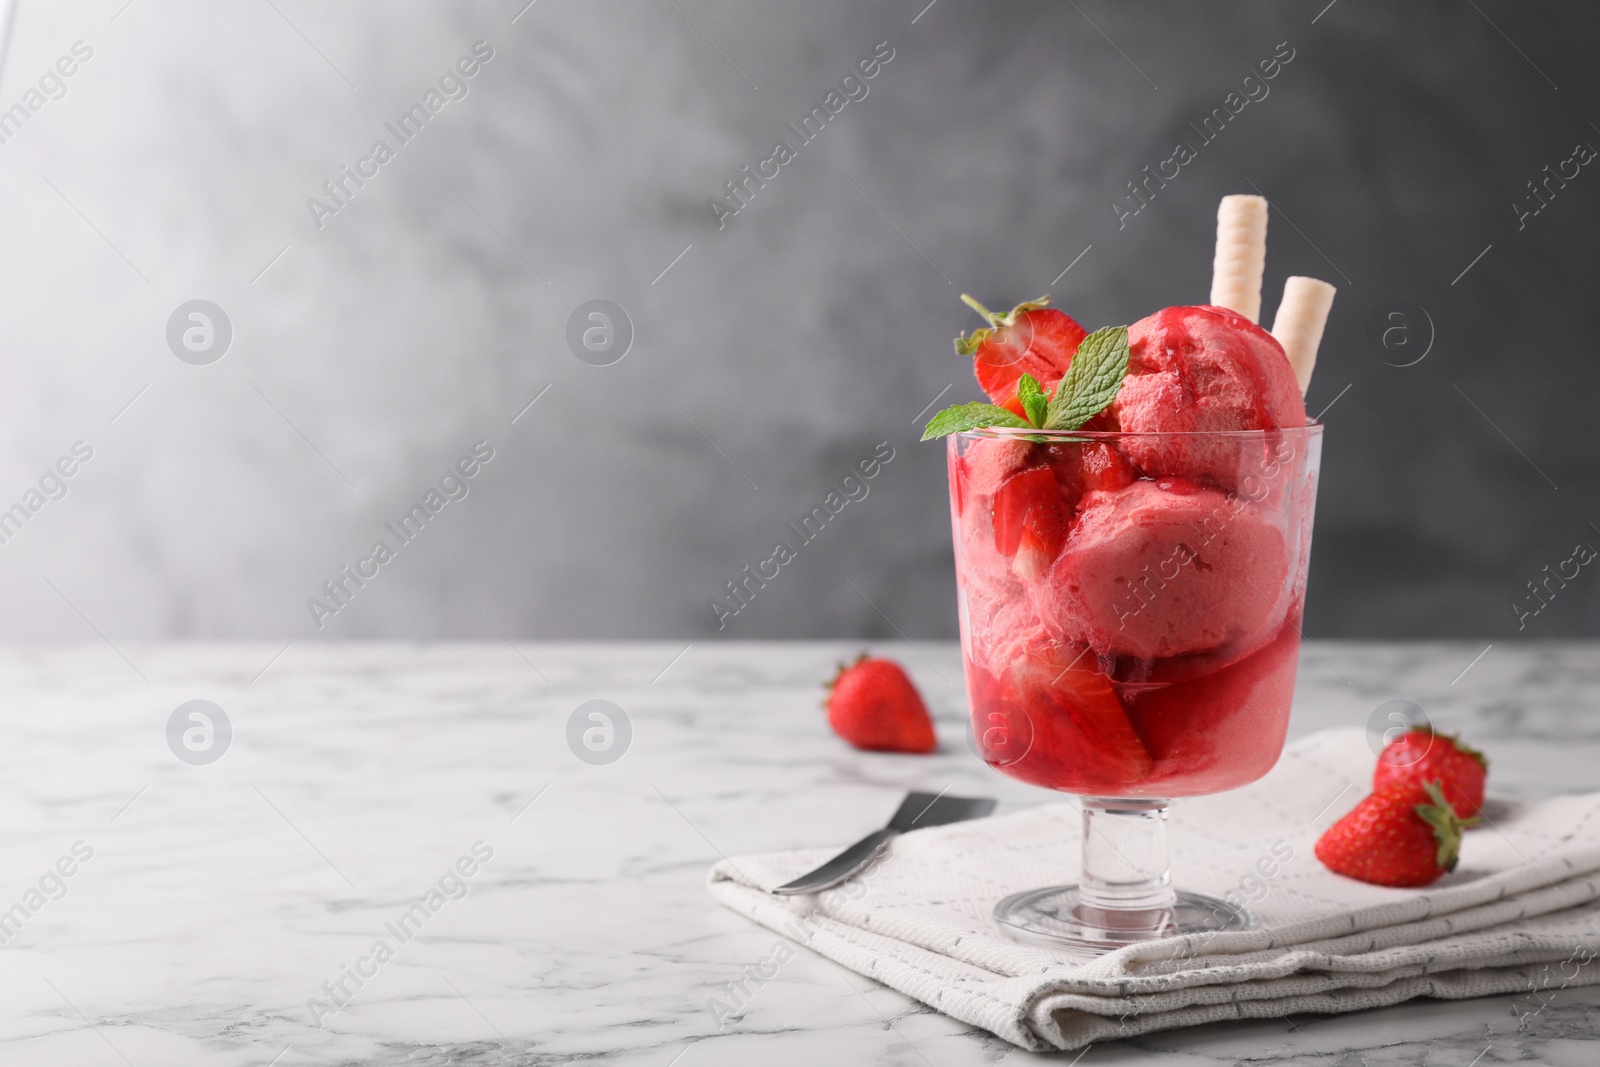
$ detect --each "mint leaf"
[1044,325,1130,431]
[1016,374,1048,428]
[921,402,1028,441]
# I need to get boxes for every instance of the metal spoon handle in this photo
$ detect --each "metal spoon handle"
[770,828,896,896]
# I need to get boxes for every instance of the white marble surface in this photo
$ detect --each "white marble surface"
[0,640,1596,1065]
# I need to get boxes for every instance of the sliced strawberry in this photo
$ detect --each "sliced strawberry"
[1046,443,1137,513]
[1013,521,1062,581]
[958,296,1088,417]
[1078,443,1137,493]
[1011,646,1153,784]
[991,466,1066,565]
[1047,665,1154,783]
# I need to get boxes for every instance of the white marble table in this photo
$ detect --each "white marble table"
[0,641,1595,1065]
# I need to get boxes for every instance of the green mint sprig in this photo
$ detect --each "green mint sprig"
[1016,373,1049,428]
[921,317,1131,441]
[1044,325,1131,431]
[920,402,1028,440]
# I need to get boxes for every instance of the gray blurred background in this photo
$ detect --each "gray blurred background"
[0,0,1593,642]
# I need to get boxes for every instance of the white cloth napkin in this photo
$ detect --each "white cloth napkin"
[707,728,1600,1050]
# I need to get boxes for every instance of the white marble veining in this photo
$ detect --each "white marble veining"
[0,640,1596,1065]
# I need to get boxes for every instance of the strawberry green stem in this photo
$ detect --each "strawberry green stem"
[960,294,1001,325]
[1405,726,1489,771]
[1415,780,1477,872]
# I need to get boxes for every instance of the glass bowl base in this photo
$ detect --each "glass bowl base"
[993,885,1254,955]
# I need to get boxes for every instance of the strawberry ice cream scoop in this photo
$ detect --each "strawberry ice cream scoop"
[1038,478,1290,659]
[1109,306,1307,487]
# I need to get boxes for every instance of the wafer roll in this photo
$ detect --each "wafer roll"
[1210,195,1269,323]
[1271,276,1336,396]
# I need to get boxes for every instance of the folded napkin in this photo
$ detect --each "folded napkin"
[707,728,1600,1050]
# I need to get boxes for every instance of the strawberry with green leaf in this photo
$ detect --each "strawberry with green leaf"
[956,295,1086,418]
[1315,781,1480,888]
[924,295,1132,441]
[1373,728,1488,819]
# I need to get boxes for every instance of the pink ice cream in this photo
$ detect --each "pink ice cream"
[1107,305,1306,488]
[955,305,1308,669]
[1029,307,1304,660]
[948,297,1321,797]
[1037,478,1290,659]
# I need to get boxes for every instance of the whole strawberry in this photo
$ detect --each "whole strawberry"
[1373,728,1487,818]
[1315,781,1478,888]
[825,655,936,754]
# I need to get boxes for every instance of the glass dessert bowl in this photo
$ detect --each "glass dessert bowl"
[949,424,1323,951]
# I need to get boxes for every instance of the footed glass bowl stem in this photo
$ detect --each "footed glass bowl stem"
[993,797,1252,952]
